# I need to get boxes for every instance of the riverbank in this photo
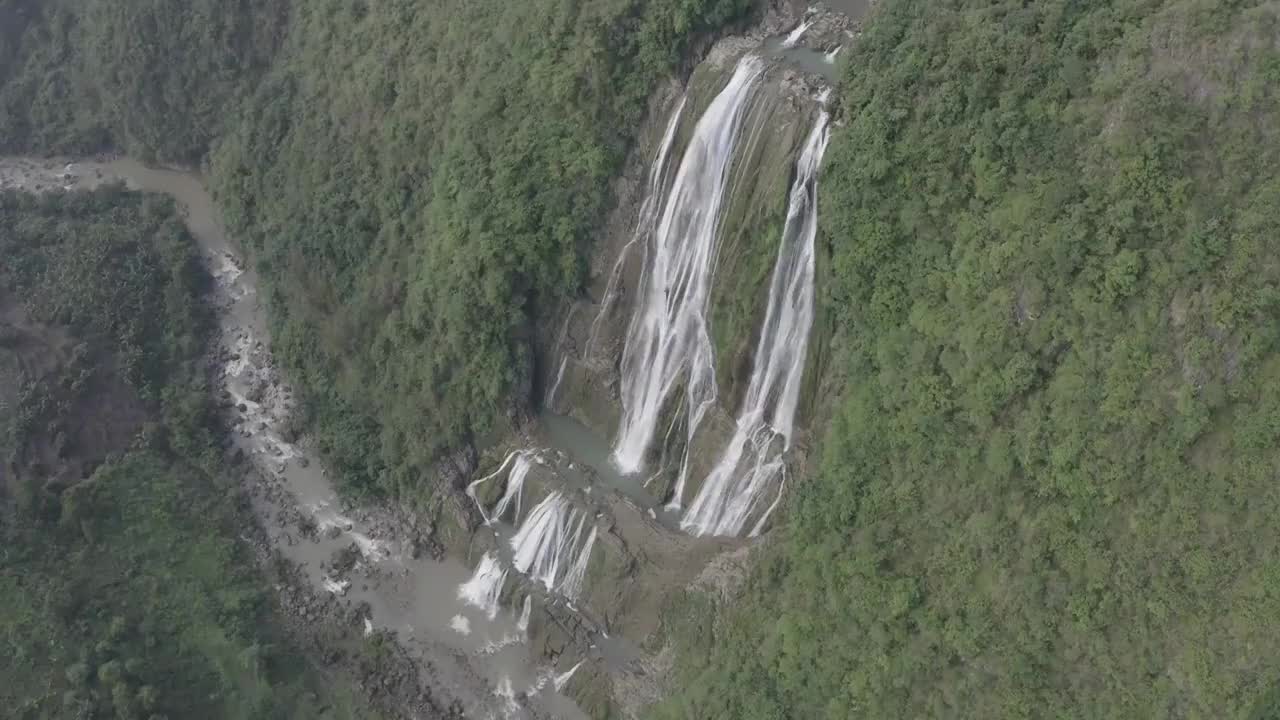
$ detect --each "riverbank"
[0,156,585,720]
[0,9,857,718]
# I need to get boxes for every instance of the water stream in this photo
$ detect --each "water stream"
[468,448,542,526]
[584,96,688,362]
[781,17,815,48]
[1,12,856,719]
[509,492,599,599]
[611,55,766,489]
[682,111,832,537]
[0,157,587,720]
[601,42,836,539]
[458,443,642,677]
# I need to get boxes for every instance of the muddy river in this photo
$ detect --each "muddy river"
[0,157,588,720]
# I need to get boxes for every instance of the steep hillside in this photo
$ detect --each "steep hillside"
[0,0,286,161]
[206,0,754,508]
[0,188,380,720]
[5,0,1280,717]
[0,0,759,522]
[655,0,1280,717]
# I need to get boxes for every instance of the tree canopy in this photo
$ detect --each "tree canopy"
[206,0,752,500]
[0,189,379,720]
[655,0,1280,717]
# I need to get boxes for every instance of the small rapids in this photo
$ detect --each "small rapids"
[510,492,599,600]
[546,356,569,407]
[554,661,584,692]
[467,449,543,526]
[517,595,532,634]
[781,17,814,48]
[458,553,509,621]
[464,452,599,602]
[682,110,832,537]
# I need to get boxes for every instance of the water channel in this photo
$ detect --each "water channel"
[0,156,588,720]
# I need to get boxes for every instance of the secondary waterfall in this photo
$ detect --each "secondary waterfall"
[554,661,584,692]
[585,96,687,360]
[682,110,832,537]
[458,553,508,620]
[782,18,814,48]
[611,55,766,478]
[467,449,541,525]
[510,492,598,600]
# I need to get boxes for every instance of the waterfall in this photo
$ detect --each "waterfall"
[781,18,814,48]
[545,303,579,408]
[585,96,687,360]
[467,449,540,525]
[495,675,520,716]
[546,356,568,407]
[612,56,766,477]
[510,492,598,600]
[557,524,598,600]
[682,110,832,537]
[554,660,584,692]
[517,594,532,635]
[463,457,597,612]
[458,552,508,620]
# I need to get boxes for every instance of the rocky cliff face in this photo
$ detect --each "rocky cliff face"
[541,5,856,512]
[455,3,867,715]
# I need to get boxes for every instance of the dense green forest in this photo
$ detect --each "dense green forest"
[0,0,286,161]
[0,0,754,505]
[7,0,1280,717]
[655,0,1280,718]
[208,0,752,500]
[0,190,377,719]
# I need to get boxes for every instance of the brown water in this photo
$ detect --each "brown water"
[0,157,588,720]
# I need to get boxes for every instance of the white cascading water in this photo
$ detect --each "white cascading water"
[682,110,832,537]
[449,614,471,635]
[558,524,598,600]
[457,552,508,620]
[781,18,814,48]
[544,305,580,408]
[554,661,584,692]
[467,449,540,525]
[611,56,766,481]
[495,675,520,716]
[546,356,568,407]
[585,97,687,360]
[510,492,598,600]
[476,592,533,656]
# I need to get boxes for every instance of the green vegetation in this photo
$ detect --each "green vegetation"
[0,0,285,162]
[11,0,1280,716]
[656,0,1280,717]
[0,189,377,719]
[1,187,216,501]
[1,0,755,508]
[207,0,752,500]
